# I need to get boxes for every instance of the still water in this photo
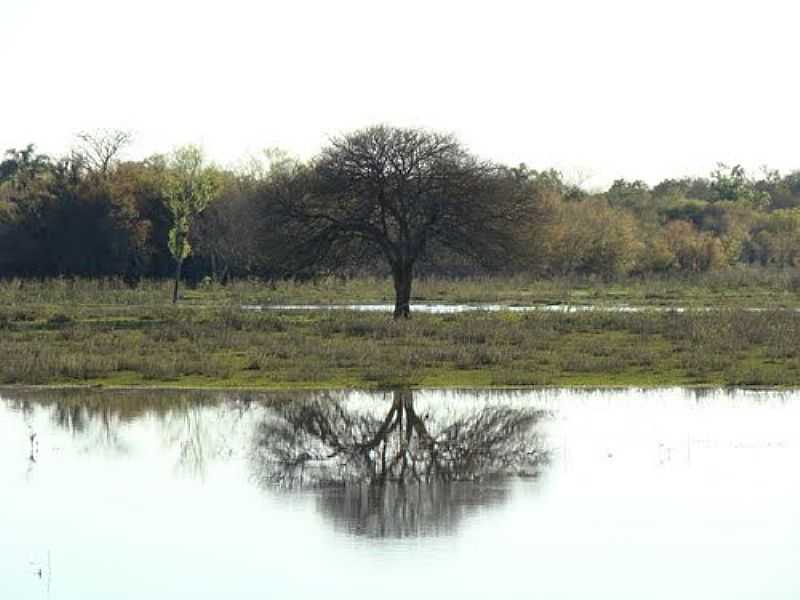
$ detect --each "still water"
[243,302,657,313]
[244,303,800,314]
[1,388,799,599]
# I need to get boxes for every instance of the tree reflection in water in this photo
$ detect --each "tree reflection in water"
[4,389,245,478]
[3,388,548,537]
[251,390,547,537]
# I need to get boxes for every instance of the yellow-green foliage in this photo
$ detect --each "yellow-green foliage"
[751,209,800,267]
[541,199,644,278]
[660,220,726,273]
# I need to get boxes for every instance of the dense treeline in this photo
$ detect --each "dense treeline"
[3,129,800,287]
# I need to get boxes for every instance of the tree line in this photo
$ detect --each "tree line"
[2,126,800,314]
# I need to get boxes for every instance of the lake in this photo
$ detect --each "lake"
[2,387,799,599]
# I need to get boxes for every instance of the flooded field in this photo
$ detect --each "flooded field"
[2,388,799,599]
[244,302,653,313]
[244,303,800,314]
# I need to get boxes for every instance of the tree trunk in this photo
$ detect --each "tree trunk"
[392,264,413,319]
[172,257,183,304]
[210,253,218,283]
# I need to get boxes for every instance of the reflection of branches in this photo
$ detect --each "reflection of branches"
[52,403,88,435]
[167,407,210,479]
[251,390,546,489]
[251,390,547,537]
[5,390,250,475]
[316,480,510,538]
[51,403,126,454]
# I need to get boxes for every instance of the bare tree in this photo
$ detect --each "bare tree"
[266,125,532,318]
[72,129,132,177]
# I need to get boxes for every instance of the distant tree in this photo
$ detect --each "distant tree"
[544,199,643,278]
[266,125,533,318]
[754,168,800,210]
[38,161,144,276]
[161,146,221,303]
[652,177,714,202]
[661,220,726,272]
[710,163,770,207]
[72,129,132,177]
[192,173,261,282]
[106,160,173,281]
[0,145,54,276]
[606,179,651,209]
[750,209,800,266]
[0,145,51,194]
[0,148,152,278]
[192,148,300,282]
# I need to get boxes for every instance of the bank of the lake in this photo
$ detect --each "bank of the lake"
[2,296,800,388]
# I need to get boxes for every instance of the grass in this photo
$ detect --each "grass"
[1,266,800,310]
[1,276,800,388]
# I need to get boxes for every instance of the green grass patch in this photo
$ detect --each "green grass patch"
[1,287,800,388]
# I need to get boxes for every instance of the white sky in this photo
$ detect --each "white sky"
[2,0,798,189]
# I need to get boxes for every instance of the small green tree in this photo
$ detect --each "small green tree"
[162,145,221,303]
[710,163,770,208]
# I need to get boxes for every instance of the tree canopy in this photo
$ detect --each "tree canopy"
[5,129,800,286]
[161,145,221,302]
[264,125,534,317]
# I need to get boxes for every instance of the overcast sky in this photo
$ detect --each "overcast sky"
[2,0,798,189]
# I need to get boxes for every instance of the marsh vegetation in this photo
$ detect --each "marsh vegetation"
[1,276,799,387]
[4,125,800,386]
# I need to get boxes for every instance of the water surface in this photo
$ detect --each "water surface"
[244,303,800,314]
[243,302,655,313]
[2,388,799,599]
